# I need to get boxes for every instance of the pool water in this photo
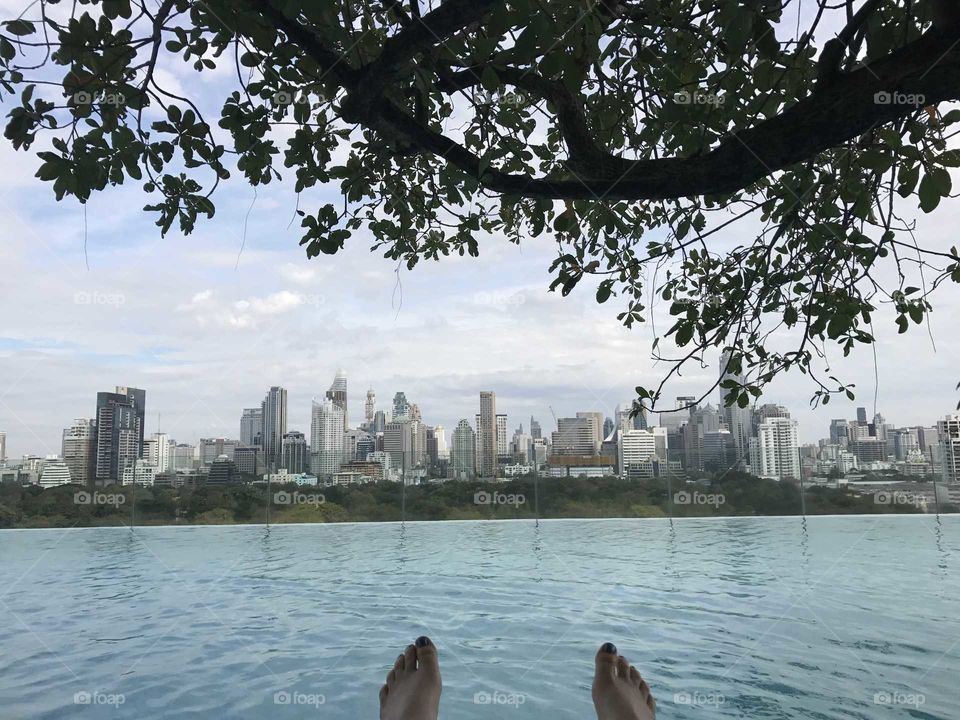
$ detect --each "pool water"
[0,516,957,718]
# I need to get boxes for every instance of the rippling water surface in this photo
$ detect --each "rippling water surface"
[1,516,957,719]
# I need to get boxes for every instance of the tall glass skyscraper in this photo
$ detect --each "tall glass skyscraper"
[261,386,287,472]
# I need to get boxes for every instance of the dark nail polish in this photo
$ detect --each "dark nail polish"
[415,636,431,647]
[601,642,617,654]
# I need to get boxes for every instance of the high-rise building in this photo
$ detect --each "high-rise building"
[682,404,723,472]
[552,416,599,455]
[384,420,415,473]
[619,428,666,479]
[719,349,753,466]
[892,428,920,461]
[749,417,800,481]
[261,386,288,472]
[115,386,146,456]
[496,413,509,457]
[936,414,960,483]
[94,389,144,484]
[143,432,172,472]
[281,431,309,474]
[240,407,263,447]
[856,407,868,425]
[326,369,348,428]
[392,392,410,421]
[576,412,604,452]
[434,424,448,460]
[372,410,387,434]
[659,396,697,431]
[477,392,497,478]
[62,418,95,486]
[829,419,850,447]
[234,446,259,475]
[450,419,476,480]
[311,398,344,478]
[530,417,542,440]
[365,388,376,424]
[0,431,6,465]
[199,438,240,465]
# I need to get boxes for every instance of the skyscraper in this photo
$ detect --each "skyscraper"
[62,418,95,487]
[496,413,508,457]
[240,407,263,447]
[719,349,752,466]
[261,386,288,471]
[281,431,309,474]
[365,388,376,424]
[311,398,344,478]
[856,407,868,425]
[576,411,604,452]
[392,392,410,421]
[115,386,146,455]
[530,417,542,440]
[478,391,497,478]
[326,369,348,428]
[749,417,800,481]
[936,414,960,483]
[384,420,415,474]
[94,389,144,484]
[450,419,476,480]
[143,432,172,472]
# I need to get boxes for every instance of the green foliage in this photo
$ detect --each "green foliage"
[2,0,960,410]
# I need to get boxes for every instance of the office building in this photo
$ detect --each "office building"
[142,432,172,473]
[261,386,288,471]
[749,417,800,481]
[281,431,309,474]
[38,458,72,487]
[199,438,240,465]
[937,414,960,483]
[311,398,344,478]
[94,389,144,484]
[240,407,263,447]
[477,391,497,478]
[392,392,410,421]
[62,418,95,486]
[365,388,376,424]
[552,415,600,456]
[326,369,348,427]
[450,419,476,480]
[384,420,414,474]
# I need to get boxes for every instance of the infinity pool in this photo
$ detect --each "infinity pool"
[1,516,956,718]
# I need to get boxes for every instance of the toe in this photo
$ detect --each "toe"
[379,684,388,704]
[414,636,440,676]
[594,642,618,681]
[629,667,642,686]
[394,653,405,673]
[616,655,631,679]
[386,669,397,686]
[639,679,651,698]
[403,644,418,672]
[647,693,657,715]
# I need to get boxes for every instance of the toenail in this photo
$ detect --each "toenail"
[415,635,432,647]
[601,642,617,654]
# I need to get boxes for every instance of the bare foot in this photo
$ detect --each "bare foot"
[592,643,656,720]
[379,636,441,720]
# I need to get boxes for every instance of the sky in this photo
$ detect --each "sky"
[0,3,959,459]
